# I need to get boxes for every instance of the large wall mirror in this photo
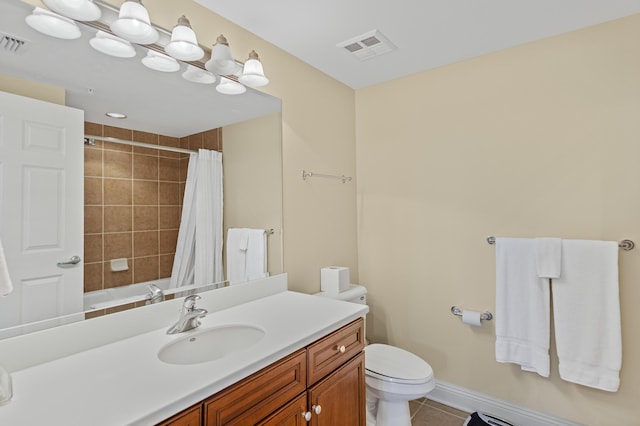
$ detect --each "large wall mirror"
[0,0,283,339]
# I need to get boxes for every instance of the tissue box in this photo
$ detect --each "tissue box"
[321,267,350,293]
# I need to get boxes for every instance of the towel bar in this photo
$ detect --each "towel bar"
[486,236,634,251]
[450,306,493,321]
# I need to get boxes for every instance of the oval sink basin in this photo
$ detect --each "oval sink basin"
[158,324,265,365]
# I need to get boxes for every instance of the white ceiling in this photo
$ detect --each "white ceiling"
[195,0,640,89]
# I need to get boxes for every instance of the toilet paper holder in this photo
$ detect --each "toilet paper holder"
[451,306,493,321]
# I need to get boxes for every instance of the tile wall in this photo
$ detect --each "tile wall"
[83,122,222,295]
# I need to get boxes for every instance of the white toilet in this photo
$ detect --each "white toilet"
[316,285,435,426]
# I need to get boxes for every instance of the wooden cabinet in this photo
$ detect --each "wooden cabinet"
[204,350,307,425]
[257,394,308,426]
[158,404,202,426]
[307,318,365,386]
[307,353,365,426]
[260,349,365,426]
[157,318,365,426]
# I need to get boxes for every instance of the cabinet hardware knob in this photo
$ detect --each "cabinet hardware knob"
[312,404,322,415]
[337,345,346,353]
[303,411,312,421]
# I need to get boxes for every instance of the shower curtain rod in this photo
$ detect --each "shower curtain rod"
[84,135,198,155]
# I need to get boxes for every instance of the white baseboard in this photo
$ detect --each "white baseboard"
[428,380,585,426]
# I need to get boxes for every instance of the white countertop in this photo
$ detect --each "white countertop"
[0,291,368,425]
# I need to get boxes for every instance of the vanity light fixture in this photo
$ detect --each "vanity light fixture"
[164,15,204,61]
[25,7,81,40]
[216,76,246,95]
[205,34,242,76]
[141,50,180,72]
[239,50,269,87]
[105,112,127,119]
[182,65,216,84]
[110,0,158,45]
[89,30,136,58]
[42,0,101,22]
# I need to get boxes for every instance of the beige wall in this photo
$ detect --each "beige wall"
[0,74,64,104]
[223,112,284,276]
[355,15,640,425]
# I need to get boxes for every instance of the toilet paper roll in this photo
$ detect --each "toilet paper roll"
[462,310,482,326]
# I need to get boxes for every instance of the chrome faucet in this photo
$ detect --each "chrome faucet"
[145,284,165,305]
[166,295,208,334]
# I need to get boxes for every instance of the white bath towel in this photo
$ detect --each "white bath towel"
[226,228,250,285]
[495,238,550,377]
[0,239,13,297]
[535,238,562,279]
[226,228,268,284]
[552,239,621,391]
[245,229,268,281]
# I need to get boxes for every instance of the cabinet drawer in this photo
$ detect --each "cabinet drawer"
[157,404,202,426]
[204,349,307,425]
[307,318,364,386]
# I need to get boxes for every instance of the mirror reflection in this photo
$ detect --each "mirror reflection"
[0,0,283,339]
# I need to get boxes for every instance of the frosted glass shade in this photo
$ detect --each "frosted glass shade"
[25,7,81,40]
[205,35,241,75]
[142,50,180,73]
[216,77,246,95]
[89,31,136,58]
[110,0,158,45]
[182,65,216,84]
[42,0,101,21]
[165,16,204,61]
[239,51,269,87]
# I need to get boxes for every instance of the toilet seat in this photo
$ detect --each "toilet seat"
[365,344,433,384]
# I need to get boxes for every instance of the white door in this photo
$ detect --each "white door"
[0,91,84,335]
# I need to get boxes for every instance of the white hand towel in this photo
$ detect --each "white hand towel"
[552,239,621,392]
[535,238,562,279]
[495,238,550,377]
[245,229,268,281]
[0,239,13,297]
[226,228,250,285]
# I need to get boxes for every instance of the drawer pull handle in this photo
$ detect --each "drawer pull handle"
[337,345,346,353]
[312,404,322,415]
[303,411,312,421]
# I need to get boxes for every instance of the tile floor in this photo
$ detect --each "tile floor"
[410,398,470,426]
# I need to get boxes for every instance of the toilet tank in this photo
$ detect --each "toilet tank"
[315,284,367,305]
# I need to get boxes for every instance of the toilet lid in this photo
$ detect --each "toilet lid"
[364,344,433,382]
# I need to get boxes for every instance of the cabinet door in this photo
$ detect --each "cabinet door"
[307,352,365,426]
[257,393,308,426]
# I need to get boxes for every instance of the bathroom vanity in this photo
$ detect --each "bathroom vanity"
[0,275,368,425]
[160,318,365,425]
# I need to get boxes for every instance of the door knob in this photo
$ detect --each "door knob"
[57,255,81,267]
[303,411,312,421]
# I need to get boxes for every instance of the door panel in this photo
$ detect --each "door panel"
[0,91,84,335]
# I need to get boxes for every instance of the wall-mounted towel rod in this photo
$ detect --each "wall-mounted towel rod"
[301,170,352,183]
[266,228,275,235]
[451,306,493,321]
[486,236,635,251]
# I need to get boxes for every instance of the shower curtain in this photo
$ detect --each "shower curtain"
[170,149,224,288]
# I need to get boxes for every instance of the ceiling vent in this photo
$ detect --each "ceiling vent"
[0,33,29,54]
[337,30,396,61]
